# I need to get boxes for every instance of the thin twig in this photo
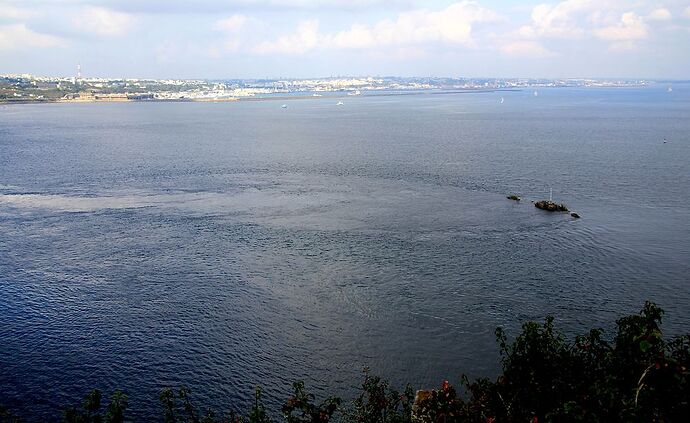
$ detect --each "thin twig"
[635,364,655,406]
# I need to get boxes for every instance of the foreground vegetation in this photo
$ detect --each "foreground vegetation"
[1,302,688,422]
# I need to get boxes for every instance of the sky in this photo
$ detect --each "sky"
[1,0,690,79]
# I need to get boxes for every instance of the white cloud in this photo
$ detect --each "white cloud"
[507,0,596,58]
[328,1,499,48]
[647,8,672,21]
[72,7,135,37]
[254,19,319,54]
[0,5,40,20]
[0,23,65,50]
[521,0,594,39]
[595,12,648,41]
[214,15,247,32]
[91,0,397,13]
[328,24,374,49]
[259,0,390,7]
[249,23,311,54]
[499,40,555,58]
[518,1,661,39]
[212,15,248,55]
[253,1,500,54]
[516,1,664,52]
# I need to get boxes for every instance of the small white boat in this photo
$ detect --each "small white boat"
[500,97,504,104]
[281,104,287,108]
[667,86,673,93]
[312,93,322,97]
[533,90,539,97]
[336,101,344,106]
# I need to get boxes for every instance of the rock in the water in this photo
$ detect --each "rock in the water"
[506,195,521,201]
[571,212,580,218]
[534,200,569,212]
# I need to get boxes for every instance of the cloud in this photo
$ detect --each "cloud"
[516,1,666,53]
[0,5,40,20]
[328,1,499,48]
[254,19,319,54]
[211,15,249,55]
[236,0,395,8]
[253,1,500,54]
[503,0,597,58]
[647,8,672,21]
[71,7,135,37]
[78,0,398,14]
[595,12,648,42]
[0,23,65,50]
[518,1,659,39]
[214,15,247,32]
[499,40,555,58]
[520,0,594,39]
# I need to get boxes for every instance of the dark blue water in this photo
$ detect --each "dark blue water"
[1,87,689,420]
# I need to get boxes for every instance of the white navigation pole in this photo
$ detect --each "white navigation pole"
[549,188,553,202]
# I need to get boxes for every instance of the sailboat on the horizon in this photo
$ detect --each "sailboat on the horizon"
[500,97,505,104]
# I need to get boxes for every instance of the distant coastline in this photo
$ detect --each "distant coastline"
[0,88,526,105]
[1,74,657,105]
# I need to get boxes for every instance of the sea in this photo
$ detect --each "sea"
[1,86,689,420]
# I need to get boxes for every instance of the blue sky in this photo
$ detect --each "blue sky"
[1,0,689,79]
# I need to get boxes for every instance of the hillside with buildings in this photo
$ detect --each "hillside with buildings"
[0,72,651,104]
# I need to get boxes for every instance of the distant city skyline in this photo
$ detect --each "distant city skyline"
[1,0,690,79]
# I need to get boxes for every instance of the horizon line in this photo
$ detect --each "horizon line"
[3,73,689,82]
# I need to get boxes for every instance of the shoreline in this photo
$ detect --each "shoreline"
[0,84,659,106]
[0,88,521,105]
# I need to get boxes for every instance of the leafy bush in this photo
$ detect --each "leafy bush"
[0,404,22,423]
[346,369,414,423]
[63,389,128,423]
[159,386,270,423]
[414,301,689,422]
[1,302,687,422]
[282,381,340,423]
